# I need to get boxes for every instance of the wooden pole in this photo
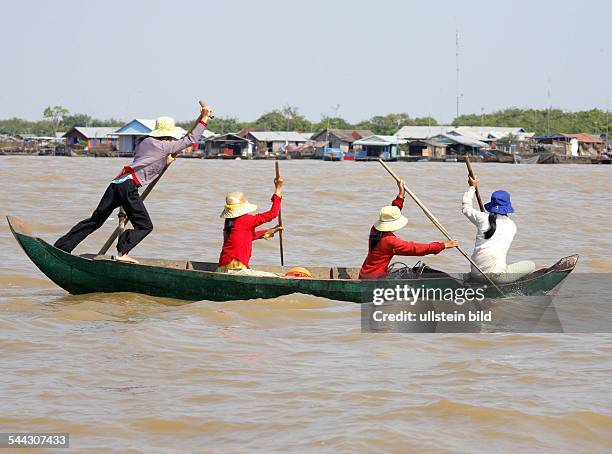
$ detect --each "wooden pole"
[378,159,504,295]
[465,156,485,212]
[275,161,285,266]
[98,100,209,255]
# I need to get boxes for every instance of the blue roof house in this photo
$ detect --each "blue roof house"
[114,119,156,156]
[354,135,404,161]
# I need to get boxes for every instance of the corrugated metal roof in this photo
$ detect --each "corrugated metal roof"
[207,133,251,143]
[353,135,405,146]
[410,138,448,147]
[535,133,604,143]
[454,126,526,141]
[248,131,309,142]
[136,119,156,130]
[117,119,155,131]
[560,133,603,143]
[311,129,375,142]
[65,127,119,139]
[433,133,489,148]
[455,126,525,134]
[115,119,156,135]
[114,119,196,138]
[396,125,528,141]
[200,130,217,139]
[395,126,453,140]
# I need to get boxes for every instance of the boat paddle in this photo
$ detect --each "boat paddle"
[378,159,504,295]
[465,156,485,212]
[275,161,285,266]
[98,100,211,255]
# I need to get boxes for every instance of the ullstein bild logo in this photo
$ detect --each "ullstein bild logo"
[370,284,486,306]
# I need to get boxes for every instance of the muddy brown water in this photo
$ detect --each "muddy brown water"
[1,156,611,452]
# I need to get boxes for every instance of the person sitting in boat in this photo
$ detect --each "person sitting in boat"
[359,180,459,279]
[53,104,214,264]
[462,176,535,283]
[217,176,284,277]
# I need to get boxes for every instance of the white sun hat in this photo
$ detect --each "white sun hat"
[149,116,183,140]
[373,205,408,232]
[220,192,258,219]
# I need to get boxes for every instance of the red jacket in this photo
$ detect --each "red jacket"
[359,196,445,279]
[218,194,281,268]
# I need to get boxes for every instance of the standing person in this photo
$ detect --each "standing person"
[462,176,535,283]
[217,176,284,276]
[359,180,459,279]
[54,103,214,263]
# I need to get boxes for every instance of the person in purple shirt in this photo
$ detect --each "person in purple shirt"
[54,103,214,263]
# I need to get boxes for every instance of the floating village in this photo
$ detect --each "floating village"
[1,121,610,164]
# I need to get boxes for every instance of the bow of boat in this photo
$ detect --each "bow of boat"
[7,215,34,238]
[7,215,81,293]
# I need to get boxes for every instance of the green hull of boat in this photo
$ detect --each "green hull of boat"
[8,216,578,303]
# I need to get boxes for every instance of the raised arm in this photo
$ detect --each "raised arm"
[252,176,283,226]
[163,105,214,156]
[252,195,281,226]
[462,177,488,226]
[392,179,406,210]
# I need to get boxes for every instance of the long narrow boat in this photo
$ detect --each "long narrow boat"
[8,216,578,304]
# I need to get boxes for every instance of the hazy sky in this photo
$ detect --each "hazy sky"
[1,0,610,124]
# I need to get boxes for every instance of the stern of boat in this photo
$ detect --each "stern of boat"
[551,254,579,272]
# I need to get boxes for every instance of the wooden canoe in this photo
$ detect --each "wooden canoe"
[8,216,578,304]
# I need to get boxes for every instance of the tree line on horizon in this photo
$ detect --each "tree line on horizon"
[0,106,610,138]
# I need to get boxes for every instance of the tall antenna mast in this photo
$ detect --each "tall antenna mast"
[606,100,610,152]
[456,28,460,120]
[547,78,551,134]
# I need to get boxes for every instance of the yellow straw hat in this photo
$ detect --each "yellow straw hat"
[373,205,408,232]
[220,192,258,219]
[284,267,313,278]
[149,116,183,140]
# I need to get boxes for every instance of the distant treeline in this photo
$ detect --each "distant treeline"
[0,114,124,137]
[1,106,610,137]
[178,109,439,136]
[453,108,610,135]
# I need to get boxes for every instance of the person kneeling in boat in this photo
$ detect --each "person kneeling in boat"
[462,176,535,283]
[54,103,214,264]
[359,180,459,279]
[217,176,284,277]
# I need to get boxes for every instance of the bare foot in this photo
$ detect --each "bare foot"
[114,254,139,264]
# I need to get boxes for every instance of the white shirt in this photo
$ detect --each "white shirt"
[462,187,516,274]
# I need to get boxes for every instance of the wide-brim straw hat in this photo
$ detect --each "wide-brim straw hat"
[373,205,408,232]
[220,192,258,219]
[149,116,183,140]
